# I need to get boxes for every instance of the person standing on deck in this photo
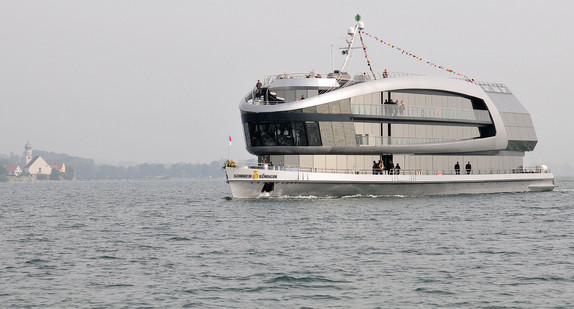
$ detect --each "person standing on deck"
[255,80,262,98]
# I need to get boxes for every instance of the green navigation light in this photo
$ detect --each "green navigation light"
[355,14,361,22]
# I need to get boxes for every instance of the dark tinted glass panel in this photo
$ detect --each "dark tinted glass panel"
[277,122,294,146]
[292,122,307,146]
[248,122,261,146]
[258,123,278,146]
[247,121,322,147]
[244,123,252,147]
[305,121,322,146]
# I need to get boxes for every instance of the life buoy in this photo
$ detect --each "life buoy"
[436,109,440,117]
[437,171,443,175]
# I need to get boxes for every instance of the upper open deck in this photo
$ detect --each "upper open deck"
[244,71,496,127]
[247,71,427,105]
[247,71,506,104]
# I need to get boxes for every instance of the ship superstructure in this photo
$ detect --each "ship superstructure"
[225,16,553,198]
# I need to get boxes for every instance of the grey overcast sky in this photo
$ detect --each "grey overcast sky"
[1,0,573,168]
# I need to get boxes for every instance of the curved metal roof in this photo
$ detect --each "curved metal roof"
[241,75,510,153]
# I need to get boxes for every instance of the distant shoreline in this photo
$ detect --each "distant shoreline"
[1,176,225,183]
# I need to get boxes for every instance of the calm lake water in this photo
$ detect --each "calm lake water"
[1,177,573,308]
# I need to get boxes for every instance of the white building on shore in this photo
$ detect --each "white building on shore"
[25,156,52,176]
[22,142,52,176]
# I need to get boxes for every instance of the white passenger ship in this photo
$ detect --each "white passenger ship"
[225,16,554,198]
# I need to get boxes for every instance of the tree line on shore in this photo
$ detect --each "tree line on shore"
[1,150,240,180]
[83,161,225,179]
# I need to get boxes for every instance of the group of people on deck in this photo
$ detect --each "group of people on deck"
[370,160,472,175]
[372,160,401,175]
[454,161,472,175]
[384,99,406,116]
[255,79,307,101]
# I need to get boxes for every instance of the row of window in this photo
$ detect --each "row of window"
[245,121,322,147]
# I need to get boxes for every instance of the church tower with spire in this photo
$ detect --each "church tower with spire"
[24,141,33,166]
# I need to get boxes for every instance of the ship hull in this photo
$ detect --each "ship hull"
[225,167,554,199]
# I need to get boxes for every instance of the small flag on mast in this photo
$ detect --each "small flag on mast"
[228,136,232,146]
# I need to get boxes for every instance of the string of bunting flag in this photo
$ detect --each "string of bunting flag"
[358,30,377,80]
[362,31,474,82]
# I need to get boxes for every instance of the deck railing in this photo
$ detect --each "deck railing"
[355,136,458,146]
[229,162,551,176]
[351,104,492,123]
[246,71,489,105]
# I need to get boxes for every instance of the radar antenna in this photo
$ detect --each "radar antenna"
[340,14,364,73]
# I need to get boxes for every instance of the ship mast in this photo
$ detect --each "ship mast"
[340,14,365,73]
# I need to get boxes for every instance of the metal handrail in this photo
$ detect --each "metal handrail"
[246,71,503,105]
[351,104,492,123]
[356,136,459,146]
[228,162,551,176]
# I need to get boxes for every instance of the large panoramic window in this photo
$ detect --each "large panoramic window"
[246,121,321,147]
[305,121,322,146]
